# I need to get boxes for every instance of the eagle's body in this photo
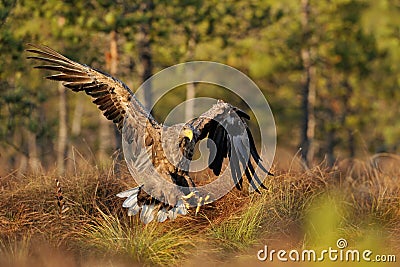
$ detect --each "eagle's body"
[28,44,272,223]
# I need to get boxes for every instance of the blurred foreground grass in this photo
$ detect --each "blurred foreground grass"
[0,160,399,266]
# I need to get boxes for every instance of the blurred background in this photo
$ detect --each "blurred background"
[0,0,399,175]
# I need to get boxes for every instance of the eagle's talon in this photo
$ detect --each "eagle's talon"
[204,194,211,204]
[195,196,203,215]
[181,192,212,215]
[182,191,195,200]
[184,202,191,210]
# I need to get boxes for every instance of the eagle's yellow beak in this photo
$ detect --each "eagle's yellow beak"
[183,128,193,141]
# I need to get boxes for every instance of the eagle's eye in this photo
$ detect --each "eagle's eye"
[182,128,193,141]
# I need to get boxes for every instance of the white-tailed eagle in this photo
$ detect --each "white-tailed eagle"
[28,44,273,223]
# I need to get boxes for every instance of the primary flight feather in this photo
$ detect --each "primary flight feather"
[27,44,273,223]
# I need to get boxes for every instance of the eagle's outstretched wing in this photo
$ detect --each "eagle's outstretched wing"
[190,100,273,193]
[27,43,158,131]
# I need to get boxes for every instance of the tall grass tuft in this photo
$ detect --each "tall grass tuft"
[0,234,32,267]
[208,195,266,252]
[82,208,194,266]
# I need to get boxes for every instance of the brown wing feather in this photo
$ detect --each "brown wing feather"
[27,43,158,131]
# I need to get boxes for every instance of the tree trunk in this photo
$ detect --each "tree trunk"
[343,78,356,158]
[299,0,316,167]
[18,154,28,176]
[348,129,355,158]
[98,115,111,166]
[57,83,68,175]
[326,113,336,167]
[185,81,196,122]
[325,80,337,168]
[17,130,28,176]
[185,35,196,122]
[71,95,83,137]
[108,31,118,75]
[98,30,120,167]
[37,103,52,169]
[137,0,154,112]
[67,94,83,172]
[107,30,122,170]
[27,130,41,173]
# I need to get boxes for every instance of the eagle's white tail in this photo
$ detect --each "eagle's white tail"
[116,186,187,224]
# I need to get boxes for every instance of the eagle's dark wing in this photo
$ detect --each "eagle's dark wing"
[190,100,273,193]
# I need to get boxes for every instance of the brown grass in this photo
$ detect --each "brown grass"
[0,159,399,266]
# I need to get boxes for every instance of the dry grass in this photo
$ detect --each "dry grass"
[0,159,399,266]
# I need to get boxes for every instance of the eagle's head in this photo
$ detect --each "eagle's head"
[179,124,199,153]
[181,123,199,143]
[181,126,194,142]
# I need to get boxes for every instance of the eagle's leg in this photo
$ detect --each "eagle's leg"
[195,194,212,215]
[181,191,212,215]
[174,172,213,214]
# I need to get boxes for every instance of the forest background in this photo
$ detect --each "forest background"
[1,0,399,175]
